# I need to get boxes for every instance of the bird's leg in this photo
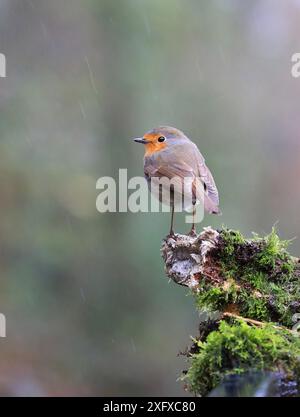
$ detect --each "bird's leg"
[167,186,175,237]
[188,204,197,237]
[168,202,175,237]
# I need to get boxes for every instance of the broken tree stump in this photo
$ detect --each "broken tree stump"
[161,227,300,396]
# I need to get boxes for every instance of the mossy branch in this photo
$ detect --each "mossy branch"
[161,227,300,396]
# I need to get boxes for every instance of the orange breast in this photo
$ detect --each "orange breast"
[144,141,166,156]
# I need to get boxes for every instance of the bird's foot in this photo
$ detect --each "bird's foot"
[167,229,176,239]
[188,227,197,237]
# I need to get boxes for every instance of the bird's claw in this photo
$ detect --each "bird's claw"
[167,230,175,239]
[188,228,197,237]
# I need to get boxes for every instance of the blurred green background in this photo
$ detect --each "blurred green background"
[0,0,300,396]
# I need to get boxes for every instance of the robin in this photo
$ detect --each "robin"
[134,126,220,235]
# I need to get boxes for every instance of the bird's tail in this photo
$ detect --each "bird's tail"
[204,195,222,215]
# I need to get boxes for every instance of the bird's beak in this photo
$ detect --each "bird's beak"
[133,137,149,144]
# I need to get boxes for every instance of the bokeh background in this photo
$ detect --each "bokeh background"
[0,0,300,396]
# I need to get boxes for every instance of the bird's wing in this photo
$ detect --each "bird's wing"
[181,141,220,209]
[144,160,194,180]
[144,157,196,207]
[144,143,220,214]
[171,142,220,213]
[198,162,219,206]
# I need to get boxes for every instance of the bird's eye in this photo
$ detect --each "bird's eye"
[158,136,166,143]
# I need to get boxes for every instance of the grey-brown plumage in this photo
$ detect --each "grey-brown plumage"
[134,126,220,234]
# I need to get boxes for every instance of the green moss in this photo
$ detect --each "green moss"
[195,281,239,311]
[194,227,298,327]
[218,227,294,277]
[240,294,270,321]
[184,227,300,396]
[183,320,300,397]
[195,287,225,311]
[254,228,291,271]
[219,228,245,257]
[217,228,246,276]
